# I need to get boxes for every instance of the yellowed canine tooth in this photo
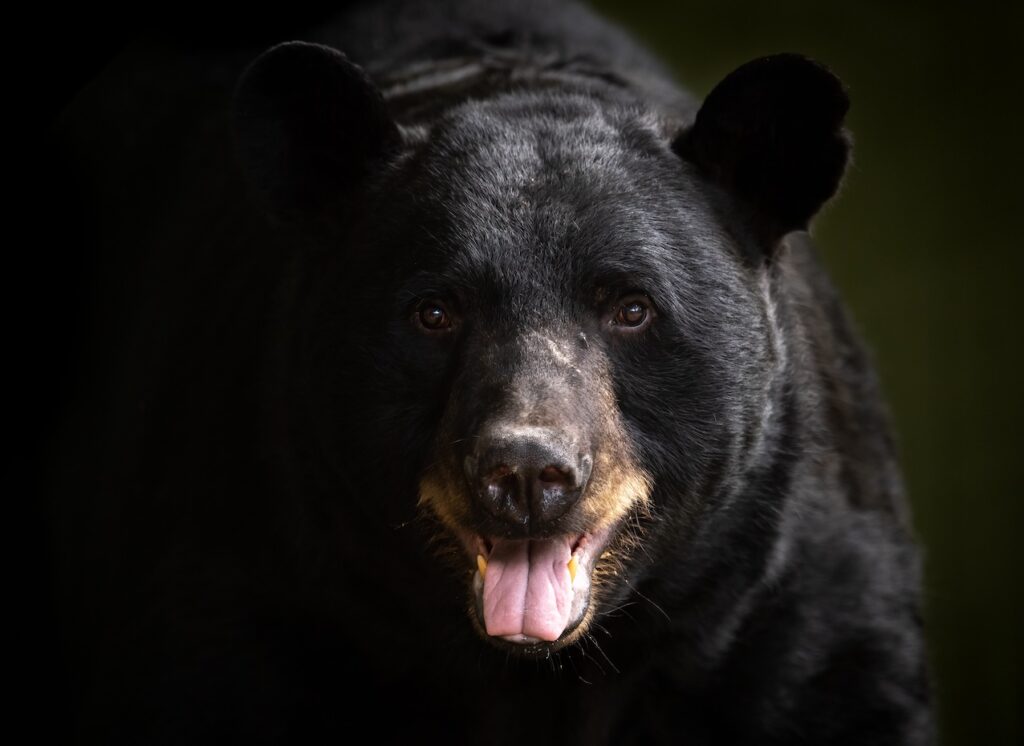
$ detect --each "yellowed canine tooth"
[477,554,488,579]
[567,555,578,584]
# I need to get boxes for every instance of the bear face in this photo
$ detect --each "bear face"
[366,93,779,650]
[235,43,849,653]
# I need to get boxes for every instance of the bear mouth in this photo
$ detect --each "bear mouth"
[463,525,615,650]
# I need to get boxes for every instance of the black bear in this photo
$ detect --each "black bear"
[51,0,933,743]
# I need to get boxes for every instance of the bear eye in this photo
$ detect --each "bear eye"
[611,294,654,332]
[415,299,455,332]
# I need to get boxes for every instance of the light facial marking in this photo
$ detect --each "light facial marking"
[540,332,574,368]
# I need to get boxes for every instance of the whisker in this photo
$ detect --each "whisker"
[585,631,619,674]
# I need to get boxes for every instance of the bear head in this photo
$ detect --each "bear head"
[233,42,849,653]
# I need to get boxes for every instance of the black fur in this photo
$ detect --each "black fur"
[234,41,401,221]
[52,1,932,743]
[674,53,851,250]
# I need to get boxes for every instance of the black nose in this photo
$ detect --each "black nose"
[468,428,593,531]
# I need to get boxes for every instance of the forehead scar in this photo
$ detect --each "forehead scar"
[534,332,579,372]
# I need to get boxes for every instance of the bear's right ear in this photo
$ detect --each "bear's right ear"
[232,41,400,222]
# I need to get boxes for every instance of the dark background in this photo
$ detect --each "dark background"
[27,2,1021,743]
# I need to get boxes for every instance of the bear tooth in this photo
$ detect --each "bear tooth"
[477,554,487,579]
[567,555,578,584]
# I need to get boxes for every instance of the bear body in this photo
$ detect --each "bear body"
[52,1,932,743]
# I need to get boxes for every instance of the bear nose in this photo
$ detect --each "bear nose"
[467,428,593,531]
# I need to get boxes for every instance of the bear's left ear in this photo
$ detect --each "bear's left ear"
[232,41,400,224]
[673,54,850,253]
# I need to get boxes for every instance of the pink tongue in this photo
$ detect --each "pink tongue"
[482,537,574,642]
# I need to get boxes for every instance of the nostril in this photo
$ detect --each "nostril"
[538,465,573,488]
[531,462,581,525]
[483,464,514,483]
[479,464,526,523]
[482,465,518,498]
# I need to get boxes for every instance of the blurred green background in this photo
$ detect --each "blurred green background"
[591,1,1022,743]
